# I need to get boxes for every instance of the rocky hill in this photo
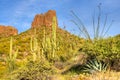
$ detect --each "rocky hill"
[0,10,83,61]
[0,25,18,38]
[31,10,58,28]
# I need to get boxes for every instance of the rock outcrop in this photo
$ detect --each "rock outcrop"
[0,25,18,38]
[31,10,58,28]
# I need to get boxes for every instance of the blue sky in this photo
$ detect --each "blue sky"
[0,0,120,37]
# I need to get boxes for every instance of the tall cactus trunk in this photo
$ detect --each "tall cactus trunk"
[41,17,57,60]
[9,37,13,59]
[52,16,57,58]
[30,36,39,62]
[6,37,18,72]
[30,28,40,61]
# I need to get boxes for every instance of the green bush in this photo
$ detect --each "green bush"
[82,36,120,63]
[8,60,56,80]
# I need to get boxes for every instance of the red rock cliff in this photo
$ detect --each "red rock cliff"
[0,25,18,37]
[31,10,58,28]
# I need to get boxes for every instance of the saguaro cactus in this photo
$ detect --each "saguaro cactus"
[51,16,57,58]
[30,37,38,61]
[6,37,18,72]
[41,16,57,60]
[30,29,43,61]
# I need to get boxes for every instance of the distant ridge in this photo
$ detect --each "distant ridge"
[0,25,18,38]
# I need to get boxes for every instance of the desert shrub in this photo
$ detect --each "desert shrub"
[8,60,56,80]
[81,36,120,71]
[83,37,120,60]
[0,64,6,78]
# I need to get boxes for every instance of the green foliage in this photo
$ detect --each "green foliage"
[83,58,108,73]
[0,16,84,79]
[82,37,120,61]
[8,60,56,80]
[5,37,18,72]
[80,36,120,73]
[80,35,120,72]
[0,26,82,62]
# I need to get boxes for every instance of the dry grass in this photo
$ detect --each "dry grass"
[58,71,120,80]
[88,71,120,80]
[75,71,120,80]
